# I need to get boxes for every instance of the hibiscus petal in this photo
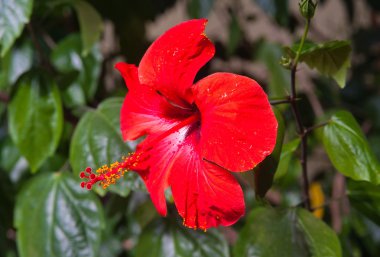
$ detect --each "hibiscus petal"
[116,62,192,140]
[193,73,278,172]
[115,62,140,90]
[138,19,215,107]
[135,123,244,228]
[134,124,193,216]
[169,130,245,229]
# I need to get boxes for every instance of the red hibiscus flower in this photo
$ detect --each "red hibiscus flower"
[80,19,277,230]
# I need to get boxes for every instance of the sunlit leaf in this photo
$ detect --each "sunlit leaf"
[322,111,380,184]
[8,72,63,172]
[0,0,33,56]
[15,172,105,257]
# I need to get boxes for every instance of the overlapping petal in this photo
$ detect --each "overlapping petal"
[169,131,245,229]
[135,123,245,228]
[134,124,194,216]
[193,73,278,172]
[138,19,215,107]
[116,62,192,140]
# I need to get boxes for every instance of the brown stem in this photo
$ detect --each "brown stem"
[288,17,312,211]
[289,66,310,210]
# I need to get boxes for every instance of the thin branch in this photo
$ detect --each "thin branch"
[289,19,311,211]
[270,97,303,106]
[270,98,291,105]
[305,121,329,135]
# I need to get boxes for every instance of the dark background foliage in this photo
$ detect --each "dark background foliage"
[1,0,380,256]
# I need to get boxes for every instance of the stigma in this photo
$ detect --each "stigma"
[80,152,142,190]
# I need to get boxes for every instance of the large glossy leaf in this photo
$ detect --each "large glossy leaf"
[253,108,285,198]
[284,41,351,88]
[72,0,103,56]
[234,207,342,257]
[135,220,229,257]
[51,34,101,106]
[70,98,144,196]
[8,72,63,172]
[322,111,380,184]
[0,0,33,56]
[15,172,105,257]
[347,180,380,226]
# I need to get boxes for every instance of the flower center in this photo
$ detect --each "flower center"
[80,113,200,190]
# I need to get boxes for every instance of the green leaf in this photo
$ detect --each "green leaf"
[187,0,214,18]
[136,220,229,257]
[331,58,350,89]
[274,138,301,180]
[257,43,291,99]
[15,172,104,257]
[51,34,101,106]
[8,72,63,172]
[70,97,144,197]
[253,108,285,198]
[0,0,33,56]
[0,41,33,91]
[0,137,21,173]
[322,111,380,184]
[284,41,351,88]
[347,180,380,226]
[72,0,103,56]
[234,207,342,257]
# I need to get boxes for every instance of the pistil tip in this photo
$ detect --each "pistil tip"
[79,152,141,190]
